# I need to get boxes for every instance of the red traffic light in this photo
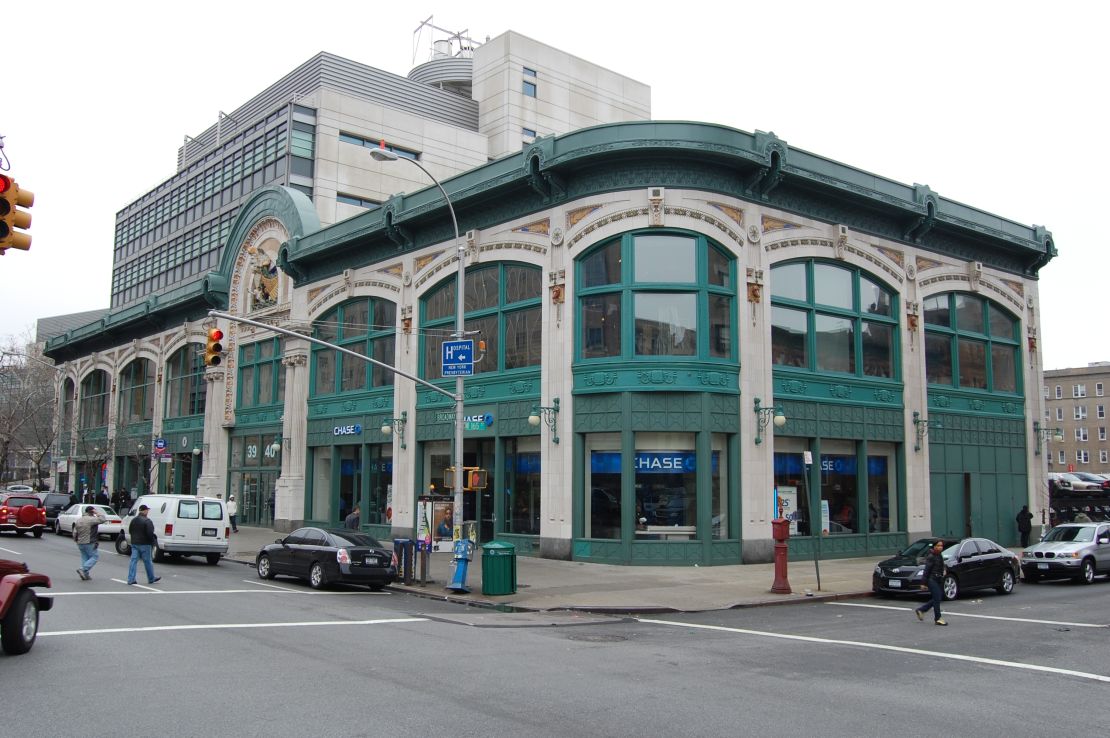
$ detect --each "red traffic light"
[208,328,224,341]
[0,175,10,194]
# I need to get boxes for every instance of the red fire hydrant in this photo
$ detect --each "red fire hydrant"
[771,518,792,594]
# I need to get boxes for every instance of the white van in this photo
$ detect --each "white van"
[115,494,229,565]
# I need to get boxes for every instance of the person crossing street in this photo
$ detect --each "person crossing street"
[73,506,107,580]
[914,540,948,626]
[127,504,161,585]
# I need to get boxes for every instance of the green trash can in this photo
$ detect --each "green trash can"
[481,541,517,595]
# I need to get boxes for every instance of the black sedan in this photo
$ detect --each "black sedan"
[256,527,397,591]
[872,536,1020,600]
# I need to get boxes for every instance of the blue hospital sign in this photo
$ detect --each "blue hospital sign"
[441,340,474,376]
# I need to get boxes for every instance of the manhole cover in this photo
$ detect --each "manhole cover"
[565,633,627,643]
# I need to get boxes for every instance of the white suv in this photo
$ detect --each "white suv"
[116,495,229,565]
[1021,523,1110,584]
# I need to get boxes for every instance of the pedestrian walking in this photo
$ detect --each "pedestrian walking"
[1016,505,1034,547]
[344,505,361,529]
[96,485,110,506]
[227,495,239,533]
[914,540,948,626]
[127,504,161,585]
[73,506,107,580]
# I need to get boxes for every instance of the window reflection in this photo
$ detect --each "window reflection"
[580,241,621,288]
[634,293,696,356]
[582,294,622,358]
[925,334,953,385]
[772,306,808,368]
[815,315,855,374]
[634,235,695,283]
[813,263,853,310]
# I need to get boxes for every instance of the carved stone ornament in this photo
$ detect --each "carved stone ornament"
[747,225,761,244]
[550,226,565,247]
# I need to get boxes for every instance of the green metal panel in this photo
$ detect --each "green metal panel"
[787,532,905,560]
[776,399,905,442]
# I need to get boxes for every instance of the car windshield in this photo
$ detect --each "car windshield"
[327,531,382,548]
[3,496,39,507]
[899,539,947,557]
[1043,526,1094,543]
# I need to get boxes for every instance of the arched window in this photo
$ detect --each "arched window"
[923,293,1020,393]
[576,231,735,361]
[62,379,75,434]
[239,338,285,407]
[79,370,110,429]
[165,345,207,419]
[119,358,155,424]
[312,298,396,397]
[770,260,899,379]
[421,263,542,379]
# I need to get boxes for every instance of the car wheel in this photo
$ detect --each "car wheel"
[942,574,959,601]
[369,583,385,592]
[54,520,62,535]
[1078,559,1095,585]
[32,529,42,538]
[1,589,39,655]
[153,547,166,563]
[996,569,1015,595]
[257,555,274,580]
[309,562,327,589]
[206,553,221,565]
[115,534,130,556]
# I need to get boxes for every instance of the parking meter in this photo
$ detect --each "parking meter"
[447,538,475,593]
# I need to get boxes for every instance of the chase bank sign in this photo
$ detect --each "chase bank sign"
[333,424,363,436]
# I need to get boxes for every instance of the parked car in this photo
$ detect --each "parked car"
[37,492,75,532]
[872,536,1020,600]
[1021,522,1110,584]
[256,527,398,591]
[116,494,228,565]
[0,558,52,655]
[0,494,47,537]
[1070,472,1110,492]
[4,485,35,494]
[1050,472,1102,493]
[55,504,123,539]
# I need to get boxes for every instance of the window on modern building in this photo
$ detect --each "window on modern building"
[1076,427,1089,442]
[1055,385,1062,399]
[117,358,155,425]
[237,338,285,408]
[522,127,536,138]
[577,232,735,362]
[311,298,397,396]
[78,370,110,429]
[290,121,316,159]
[523,67,537,78]
[1073,384,1087,398]
[923,293,1020,392]
[338,132,420,160]
[1097,382,1105,397]
[421,263,542,379]
[164,344,207,419]
[523,80,537,97]
[770,260,897,378]
[289,183,313,198]
[336,193,382,210]
[1075,406,1088,420]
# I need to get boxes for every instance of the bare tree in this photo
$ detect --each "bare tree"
[0,334,58,488]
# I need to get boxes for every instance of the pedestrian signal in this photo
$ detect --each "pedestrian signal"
[0,175,34,252]
[204,328,225,367]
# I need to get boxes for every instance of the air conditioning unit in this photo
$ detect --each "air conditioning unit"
[968,261,983,277]
[465,229,478,244]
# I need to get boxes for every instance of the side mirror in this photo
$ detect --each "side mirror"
[1099,537,1109,545]
[275,538,285,544]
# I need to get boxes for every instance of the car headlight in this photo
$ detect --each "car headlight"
[1070,551,1082,559]
[1021,550,1032,558]
[874,565,882,575]
[910,568,923,579]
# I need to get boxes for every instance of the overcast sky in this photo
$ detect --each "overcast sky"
[2,1,1104,370]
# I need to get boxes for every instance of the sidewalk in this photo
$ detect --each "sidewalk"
[225,525,876,613]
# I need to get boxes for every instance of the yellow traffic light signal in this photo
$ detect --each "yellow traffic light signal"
[0,174,34,252]
[204,328,225,367]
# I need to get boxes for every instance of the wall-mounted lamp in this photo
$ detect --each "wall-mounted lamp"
[1032,421,1064,456]
[528,398,560,444]
[268,438,287,456]
[381,411,408,449]
[753,397,786,445]
[192,447,202,456]
[912,411,943,452]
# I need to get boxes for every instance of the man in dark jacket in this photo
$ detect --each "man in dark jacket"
[914,540,948,626]
[1016,505,1034,547]
[344,505,361,530]
[126,504,161,585]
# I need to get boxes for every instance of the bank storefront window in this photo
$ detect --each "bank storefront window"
[585,434,621,539]
[774,449,811,536]
[504,437,541,535]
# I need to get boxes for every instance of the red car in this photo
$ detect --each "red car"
[0,494,47,537]
[0,559,52,654]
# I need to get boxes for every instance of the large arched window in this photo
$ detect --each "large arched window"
[79,370,110,429]
[923,292,1020,392]
[118,358,155,424]
[421,263,542,379]
[165,344,207,419]
[62,379,75,434]
[576,231,735,361]
[238,338,285,407]
[312,298,396,396]
[770,260,899,379]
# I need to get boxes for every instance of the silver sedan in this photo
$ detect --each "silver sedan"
[54,505,123,539]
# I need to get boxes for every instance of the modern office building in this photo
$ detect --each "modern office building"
[1042,364,1110,475]
[44,29,1055,565]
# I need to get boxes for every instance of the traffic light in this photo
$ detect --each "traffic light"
[0,174,34,252]
[204,328,225,366]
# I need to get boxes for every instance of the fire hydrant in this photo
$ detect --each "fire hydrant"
[771,518,792,594]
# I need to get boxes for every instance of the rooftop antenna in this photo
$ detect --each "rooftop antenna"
[412,16,482,65]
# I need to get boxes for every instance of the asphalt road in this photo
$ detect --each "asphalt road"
[3,532,1108,737]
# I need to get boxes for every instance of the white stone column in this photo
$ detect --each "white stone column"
[273,342,310,531]
[195,368,229,499]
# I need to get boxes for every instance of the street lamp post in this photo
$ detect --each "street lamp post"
[369,146,466,541]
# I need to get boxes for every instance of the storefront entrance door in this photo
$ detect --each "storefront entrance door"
[235,471,278,527]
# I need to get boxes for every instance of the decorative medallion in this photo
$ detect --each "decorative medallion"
[781,380,808,394]
[1001,402,1019,414]
[583,372,618,387]
[934,395,951,408]
[694,371,731,387]
[638,370,677,385]
[509,381,535,395]
[874,389,895,403]
[761,215,801,233]
[514,218,550,235]
[969,399,985,411]
[829,385,851,399]
[747,225,761,243]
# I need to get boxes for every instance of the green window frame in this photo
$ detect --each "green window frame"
[164,344,207,419]
[237,338,286,408]
[770,259,900,379]
[922,292,1021,394]
[62,379,75,434]
[118,358,156,424]
[420,263,543,379]
[79,370,110,429]
[575,230,736,362]
[310,298,397,397]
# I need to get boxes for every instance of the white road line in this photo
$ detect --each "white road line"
[639,618,1110,684]
[109,578,160,591]
[47,587,388,597]
[40,617,427,637]
[828,601,1109,628]
[243,579,302,592]
[0,546,23,555]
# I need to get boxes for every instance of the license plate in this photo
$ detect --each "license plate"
[888,579,902,588]
[1038,563,1048,570]
[202,528,217,537]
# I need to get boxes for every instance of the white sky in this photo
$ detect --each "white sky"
[2,1,1105,370]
